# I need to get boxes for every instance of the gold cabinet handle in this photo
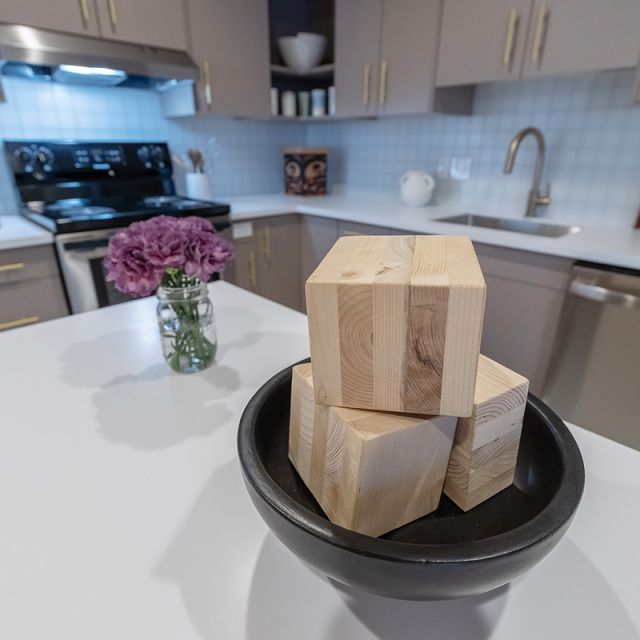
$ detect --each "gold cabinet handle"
[248,251,257,290]
[261,226,271,261]
[362,63,371,105]
[107,0,118,31]
[503,9,520,69]
[379,60,388,106]
[0,316,39,331]
[79,0,90,26]
[0,262,25,272]
[531,2,550,64]
[202,60,212,108]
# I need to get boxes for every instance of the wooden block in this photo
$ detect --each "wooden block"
[289,363,458,537]
[305,235,486,416]
[443,355,529,512]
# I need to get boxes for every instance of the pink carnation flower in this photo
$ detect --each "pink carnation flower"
[103,215,235,298]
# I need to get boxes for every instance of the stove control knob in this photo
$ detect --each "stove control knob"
[137,145,150,166]
[14,145,36,172]
[36,146,55,173]
[149,144,166,169]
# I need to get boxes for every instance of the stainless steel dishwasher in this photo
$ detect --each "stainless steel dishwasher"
[543,262,640,450]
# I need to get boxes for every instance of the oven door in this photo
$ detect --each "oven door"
[56,230,130,313]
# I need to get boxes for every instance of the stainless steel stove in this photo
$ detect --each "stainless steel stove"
[4,140,231,313]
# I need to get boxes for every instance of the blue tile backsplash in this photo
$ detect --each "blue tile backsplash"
[0,77,305,212]
[1,70,640,228]
[308,70,640,229]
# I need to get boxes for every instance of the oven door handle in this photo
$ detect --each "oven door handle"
[569,279,640,310]
[62,238,112,252]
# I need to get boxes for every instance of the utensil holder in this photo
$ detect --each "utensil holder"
[185,173,212,201]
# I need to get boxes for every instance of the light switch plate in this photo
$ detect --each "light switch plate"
[232,221,254,239]
[450,157,472,181]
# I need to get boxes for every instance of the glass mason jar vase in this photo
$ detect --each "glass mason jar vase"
[156,282,217,373]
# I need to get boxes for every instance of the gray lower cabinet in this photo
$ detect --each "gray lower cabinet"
[300,216,339,307]
[338,220,392,236]
[0,244,68,332]
[474,242,572,394]
[255,216,302,312]
[225,217,302,312]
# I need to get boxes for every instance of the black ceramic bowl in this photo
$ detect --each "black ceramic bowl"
[238,360,585,600]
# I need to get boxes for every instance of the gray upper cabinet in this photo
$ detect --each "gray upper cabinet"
[522,0,640,78]
[334,0,383,118]
[0,0,101,37]
[96,0,188,50]
[336,0,471,117]
[186,0,270,117]
[377,0,443,115]
[436,0,533,87]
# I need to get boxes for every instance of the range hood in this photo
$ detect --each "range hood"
[0,22,198,86]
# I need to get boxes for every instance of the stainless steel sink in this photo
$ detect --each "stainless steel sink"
[434,213,581,238]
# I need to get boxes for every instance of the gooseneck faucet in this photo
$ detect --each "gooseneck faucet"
[504,127,551,218]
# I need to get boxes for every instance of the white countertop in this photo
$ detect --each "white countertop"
[0,281,638,639]
[228,193,640,270]
[0,215,53,251]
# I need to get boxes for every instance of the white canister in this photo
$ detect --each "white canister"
[311,89,326,117]
[270,87,279,116]
[282,91,296,117]
[328,86,336,116]
[185,172,212,201]
[399,171,436,207]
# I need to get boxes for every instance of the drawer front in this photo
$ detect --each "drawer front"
[338,221,392,236]
[473,242,572,291]
[0,276,68,331]
[0,244,59,286]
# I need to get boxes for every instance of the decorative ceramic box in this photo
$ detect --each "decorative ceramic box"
[283,146,328,196]
[305,234,486,416]
[444,355,529,511]
[289,363,457,537]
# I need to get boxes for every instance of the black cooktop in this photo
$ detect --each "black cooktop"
[4,140,231,234]
[22,194,231,233]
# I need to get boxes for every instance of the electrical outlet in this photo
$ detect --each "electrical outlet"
[436,157,451,180]
[450,157,472,181]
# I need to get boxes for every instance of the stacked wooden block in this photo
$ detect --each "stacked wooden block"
[290,234,529,537]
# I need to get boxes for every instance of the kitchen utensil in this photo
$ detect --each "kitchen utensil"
[281,91,296,117]
[311,89,326,117]
[188,148,204,173]
[171,153,188,171]
[278,33,327,73]
[400,170,435,206]
[237,359,585,600]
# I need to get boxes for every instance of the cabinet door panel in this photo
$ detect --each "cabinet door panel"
[224,238,260,295]
[481,273,565,394]
[523,0,640,77]
[97,0,187,50]
[0,0,101,36]
[186,0,270,117]
[256,216,301,311]
[338,220,391,236]
[300,215,339,307]
[436,0,533,87]
[335,0,383,117]
[377,0,441,115]
[0,276,68,330]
